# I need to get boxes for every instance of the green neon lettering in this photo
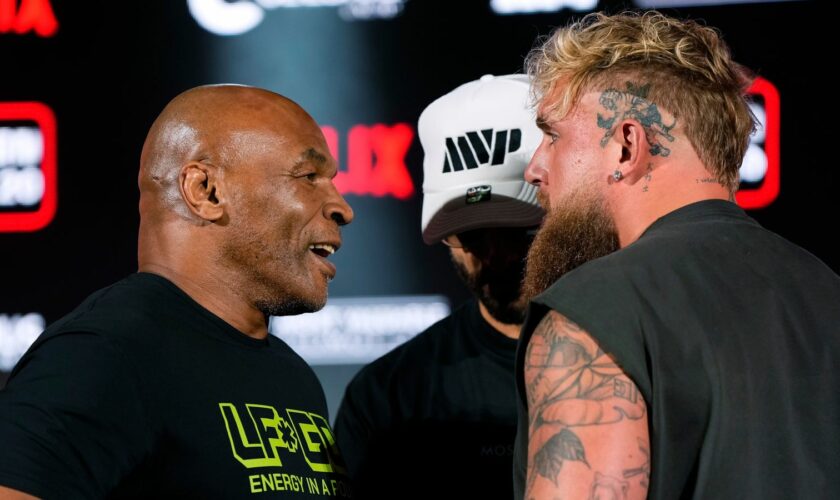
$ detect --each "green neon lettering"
[286,409,335,474]
[261,474,275,492]
[219,403,298,469]
[307,476,319,493]
[249,474,262,493]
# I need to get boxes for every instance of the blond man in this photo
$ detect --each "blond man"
[515,11,840,500]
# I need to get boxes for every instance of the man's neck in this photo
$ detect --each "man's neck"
[611,171,732,248]
[478,300,521,339]
[138,262,269,340]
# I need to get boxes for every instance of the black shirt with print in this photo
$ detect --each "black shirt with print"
[513,200,840,499]
[0,273,351,499]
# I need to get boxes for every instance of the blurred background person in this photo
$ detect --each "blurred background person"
[334,74,543,499]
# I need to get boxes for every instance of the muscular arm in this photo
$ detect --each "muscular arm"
[0,486,38,500]
[524,311,650,500]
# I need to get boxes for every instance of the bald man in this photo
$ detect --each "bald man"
[0,85,354,499]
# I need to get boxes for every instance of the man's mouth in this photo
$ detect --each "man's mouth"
[308,243,337,258]
[308,242,339,280]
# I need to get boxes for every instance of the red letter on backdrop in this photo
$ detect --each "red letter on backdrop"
[6,0,59,37]
[328,123,414,200]
[0,0,15,32]
[369,123,414,200]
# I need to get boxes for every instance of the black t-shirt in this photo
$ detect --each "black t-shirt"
[513,200,840,499]
[0,273,351,499]
[334,299,518,499]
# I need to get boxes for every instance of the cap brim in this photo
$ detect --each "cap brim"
[422,194,544,244]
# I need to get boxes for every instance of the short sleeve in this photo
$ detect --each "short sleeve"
[0,331,154,499]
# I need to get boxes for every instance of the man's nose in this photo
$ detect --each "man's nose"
[524,151,546,187]
[325,185,354,226]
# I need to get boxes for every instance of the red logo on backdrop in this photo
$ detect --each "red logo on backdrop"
[0,0,58,37]
[736,76,780,210]
[0,102,57,232]
[322,123,415,200]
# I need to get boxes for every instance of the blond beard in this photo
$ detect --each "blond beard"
[522,187,620,300]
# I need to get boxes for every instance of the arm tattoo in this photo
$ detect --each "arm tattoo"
[622,439,650,489]
[590,472,629,500]
[525,311,647,494]
[533,428,589,486]
[597,82,676,157]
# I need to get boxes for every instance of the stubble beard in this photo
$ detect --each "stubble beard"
[255,296,322,317]
[452,253,529,326]
[522,186,620,301]
[221,231,326,318]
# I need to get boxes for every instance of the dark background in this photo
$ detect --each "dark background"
[0,0,832,417]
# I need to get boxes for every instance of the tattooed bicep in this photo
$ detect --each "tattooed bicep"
[524,310,650,499]
[527,311,601,367]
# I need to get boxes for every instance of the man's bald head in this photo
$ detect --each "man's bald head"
[136,84,352,326]
[138,84,317,219]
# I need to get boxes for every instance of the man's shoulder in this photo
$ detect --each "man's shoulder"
[540,248,631,293]
[43,273,180,343]
[536,207,729,299]
[530,236,664,330]
[535,204,840,316]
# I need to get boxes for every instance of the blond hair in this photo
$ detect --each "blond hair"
[526,11,754,192]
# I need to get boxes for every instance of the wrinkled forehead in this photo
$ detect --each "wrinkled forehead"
[223,122,333,170]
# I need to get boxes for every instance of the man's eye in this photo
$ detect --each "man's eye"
[305,173,317,181]
[548,133,559,145]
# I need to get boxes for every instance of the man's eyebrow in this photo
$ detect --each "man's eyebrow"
[291,148,328,171]
[535,115,552,133]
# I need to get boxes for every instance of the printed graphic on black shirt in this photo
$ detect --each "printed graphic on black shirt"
[220,403,351,497]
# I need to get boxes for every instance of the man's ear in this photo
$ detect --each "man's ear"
[610,119,651,185]
[178,161,225,222]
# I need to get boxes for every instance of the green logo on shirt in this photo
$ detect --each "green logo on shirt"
[218,403,343,474]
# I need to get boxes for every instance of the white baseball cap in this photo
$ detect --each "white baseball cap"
[419,74,544,245]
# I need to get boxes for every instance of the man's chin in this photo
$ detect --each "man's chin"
[256,287,327,317]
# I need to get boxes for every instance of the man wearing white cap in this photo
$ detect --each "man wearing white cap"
[333,74,543,499]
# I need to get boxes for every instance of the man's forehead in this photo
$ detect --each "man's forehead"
[292,147,329,168]
[224,125,332,166]
[537,90,601,125]
[292,143,338,176]
[236,118,322,145]
[536,91,564,127]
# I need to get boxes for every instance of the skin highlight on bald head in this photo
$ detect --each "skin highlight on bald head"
[139,85,308,220]
[137,85,353,339]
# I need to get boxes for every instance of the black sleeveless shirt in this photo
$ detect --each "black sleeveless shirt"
[514,200,840,499]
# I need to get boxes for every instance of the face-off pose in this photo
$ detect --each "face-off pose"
[514,11,840,500]
[0,85,354,499]
[333,74,544,499]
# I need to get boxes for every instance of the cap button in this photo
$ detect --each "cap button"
[480,74,495,82]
